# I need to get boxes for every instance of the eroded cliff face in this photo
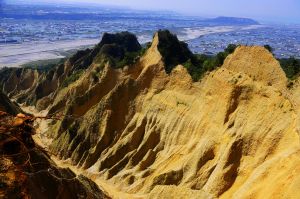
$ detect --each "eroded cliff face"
[0,102,110,199]
[0,91,22,115]
[0,32,142,112]
[2,32,300,199]
[0,64,68,110]
[37,34,300,198]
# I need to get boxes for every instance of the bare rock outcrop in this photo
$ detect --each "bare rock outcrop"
[223,46,287,90]
[2,31,300,199]
[45,33,300,198]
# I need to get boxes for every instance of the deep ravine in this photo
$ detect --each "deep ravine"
[20,104,144,199]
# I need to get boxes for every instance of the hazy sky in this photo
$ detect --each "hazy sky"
[5,0,300,23]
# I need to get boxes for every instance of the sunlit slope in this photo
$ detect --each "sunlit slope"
[46,33,300,198]
[2,30,300,198]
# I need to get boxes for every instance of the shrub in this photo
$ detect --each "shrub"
[61,70,84,88]
[264,45,273,53]
[181,44,238,81]
[225,44,238,54]
[157,30,193,73]
[279,57,300,79]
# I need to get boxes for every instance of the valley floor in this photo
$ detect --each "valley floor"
[0,39,98,67]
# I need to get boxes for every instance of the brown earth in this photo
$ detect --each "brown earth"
[0,110,109,198]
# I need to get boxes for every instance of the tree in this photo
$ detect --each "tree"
[264,45,273,53]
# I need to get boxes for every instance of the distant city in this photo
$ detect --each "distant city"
[0,3,299,67]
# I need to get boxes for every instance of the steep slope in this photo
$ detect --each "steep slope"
[0,31,142,111]
[0,91,22,115]
[38,33,300,198]
[3,31,300,198]
[223,46,287,90]
[156,30,193,73]
[0,110,110,199]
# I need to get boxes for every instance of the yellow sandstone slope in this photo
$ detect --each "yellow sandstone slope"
[47,33,300,198]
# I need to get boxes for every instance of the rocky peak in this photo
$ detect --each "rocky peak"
[91,32,142,68]
[155,30,193,73]
[223,46,287,90]
[98,32,142,52]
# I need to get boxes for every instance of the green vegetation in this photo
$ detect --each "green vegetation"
[263,45,300,80]
[97,42,150,69]
[155,30,239,81]
[92,31,149,69]
[21,58,66,72]
[140,42,152,55]
[61,69,84,88]
[0,67,14,90]
[182,44,239,81]
[68,48,93,70]
[91,62,106,83]
[98,31,142,52]
[262,45,300,80]
[16,31,300,86]
[279,57,300,80]
[108,47,149,68]
[114,51,140,68]
[184,43,300,82]
[264,45,273,53]
[156,31,300,82]
[157,30,192,73]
